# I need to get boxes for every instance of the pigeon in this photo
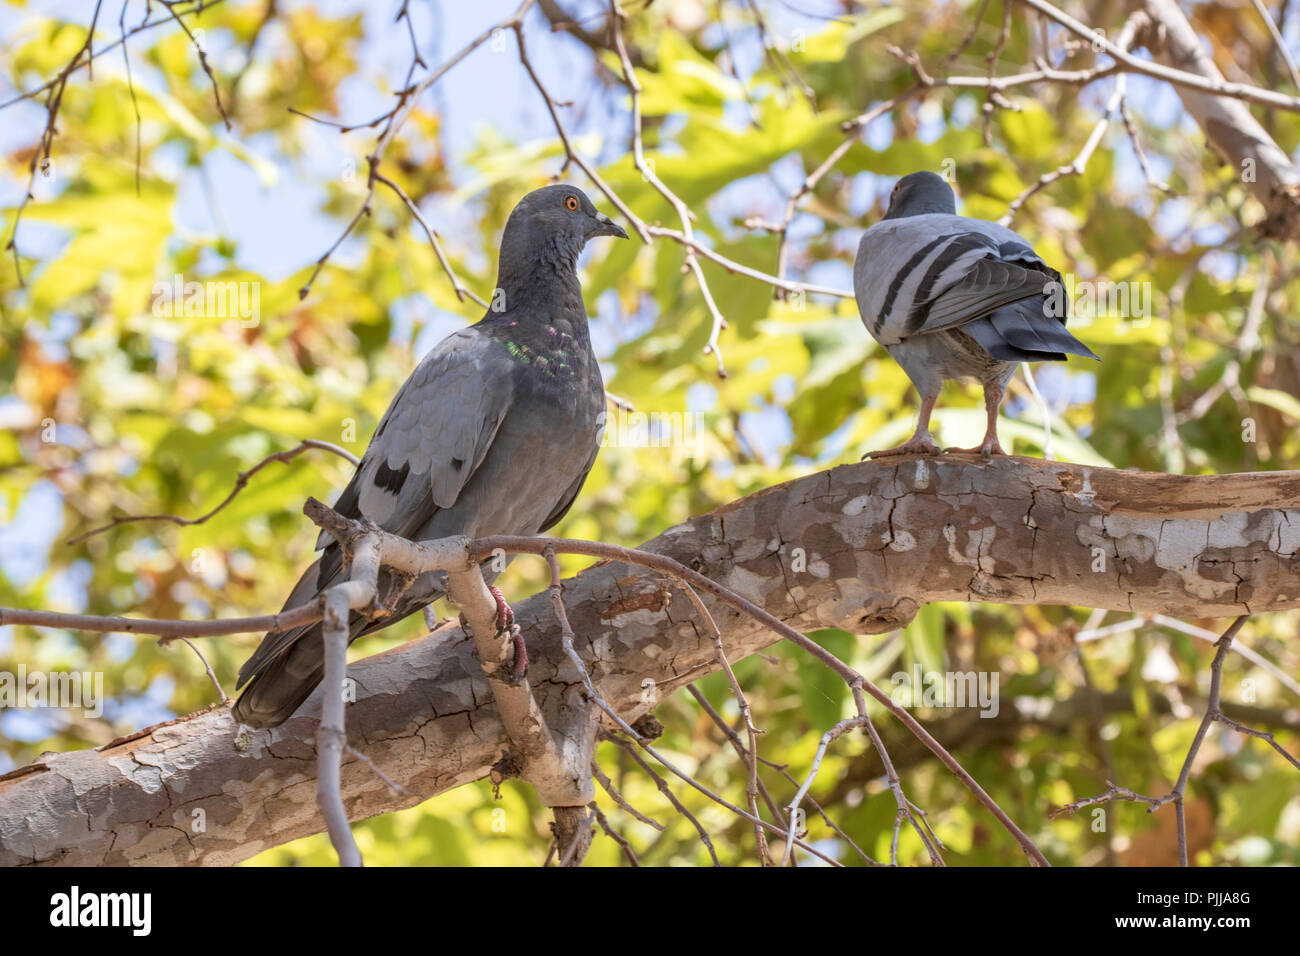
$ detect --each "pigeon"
[231,184,627,728]
[853,171,1097,457]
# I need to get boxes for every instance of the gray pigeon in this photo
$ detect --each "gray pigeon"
[853,171,1097,457]
[232,184,627,728]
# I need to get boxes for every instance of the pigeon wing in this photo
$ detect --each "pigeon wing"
[316,325,513,550]
[855,215,1057,344]
[236,328,512,690]
[909,255,1053,336]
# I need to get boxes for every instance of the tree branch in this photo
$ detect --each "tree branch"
[2,458,1298,865]
[1138,0,1300,238]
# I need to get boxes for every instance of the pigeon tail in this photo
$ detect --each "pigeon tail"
[231,550,496,728]
[230,622,331,729]
[231,596,436,729]
[964,299,1100,363]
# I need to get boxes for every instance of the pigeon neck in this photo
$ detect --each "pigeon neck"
[478,293,594,385]
[495,227,586,304]
[495,260,583,312]
[482,248,594,379]
[884,197,956,220]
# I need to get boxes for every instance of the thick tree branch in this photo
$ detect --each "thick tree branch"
[1138,0,1300,239]
[1021,0,1300,113]
[1,458,1297,865]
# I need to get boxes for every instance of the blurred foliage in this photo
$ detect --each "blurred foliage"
[1,0,1298,866]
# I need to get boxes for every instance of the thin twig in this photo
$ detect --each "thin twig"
[589,801,639,865]
[1253,0,1300,90]
[5,0,106,285]
[118,0,143,196]
[592,761,665,830]
[677,580,771,864]
[610,2,730,376]
[346,743,411,796]
[66,439,359,545]
[687,684,879,865]
[602,734,722,865]
[744,0,816,108]
[157,0,231,129]
[177,637,226,701]
[767,89,923,296]
[373,171,488,307]
[1053,617,1253,867]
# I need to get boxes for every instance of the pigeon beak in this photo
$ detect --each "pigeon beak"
[593,213,629,240]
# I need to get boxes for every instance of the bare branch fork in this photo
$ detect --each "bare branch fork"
[998,15,1145,227]
[876,2,1300,235]
[474,532,1049,865]
[294,0,541,303]
[3,0,229,284]
[1019,0,1300,114]
[1053,615,1299,866]
[4,480,1058,867]
[65,438,359,546]
[302,497,597,864]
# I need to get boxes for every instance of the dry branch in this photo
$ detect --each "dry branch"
[1139,0,1300,239]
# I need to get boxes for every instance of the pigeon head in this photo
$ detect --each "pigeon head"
[882,171,957,220]
[496,184,627,290]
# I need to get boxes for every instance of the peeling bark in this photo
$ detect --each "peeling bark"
[1,457,1297,865]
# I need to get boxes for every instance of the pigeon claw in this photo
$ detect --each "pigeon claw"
[488,585,515,631]
[506,624,528,684]
[863,435,941,459]
[458,588,528,682]
[487,586,528,682]
[943,439,1007,458]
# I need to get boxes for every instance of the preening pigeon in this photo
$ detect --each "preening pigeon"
[231,184,627,728]
[853,171,1098,457]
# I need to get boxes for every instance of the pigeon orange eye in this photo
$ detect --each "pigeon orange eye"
[564,196,579,211]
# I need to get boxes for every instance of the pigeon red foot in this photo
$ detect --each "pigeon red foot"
[943,437,1007,457]
[942,385,1007,457]
[459,585,527,683]
[490,585,528,682]
[864,434,941,458]
[862,393,941,458]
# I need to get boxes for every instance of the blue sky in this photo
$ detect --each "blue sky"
[1,0,847,277]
